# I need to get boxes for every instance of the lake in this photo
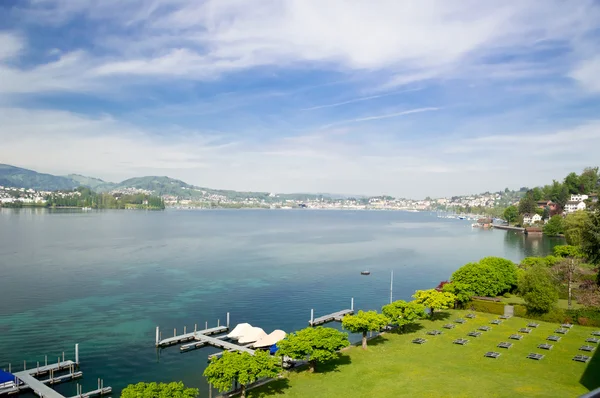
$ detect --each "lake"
[0,209,561,396]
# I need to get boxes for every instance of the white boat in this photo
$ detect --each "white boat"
[253,330,286,348]
[238,327,267,344]
[227,323,253,340]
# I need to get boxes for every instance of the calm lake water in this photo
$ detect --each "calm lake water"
[0,209,561,396]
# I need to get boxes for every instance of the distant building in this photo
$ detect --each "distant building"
[571,194,589,202]
[536,200,550,209]
[564,200,586,214]
[589,193,598,203]
[523,213,542,225]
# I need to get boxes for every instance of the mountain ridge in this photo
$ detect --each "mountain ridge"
[0,164,340,200]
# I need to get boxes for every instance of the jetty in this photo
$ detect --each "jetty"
[0,344,111,398]
[309,298,354,326]
[156,313,260,361]
[493,225,525,232]
[156,313,230,347]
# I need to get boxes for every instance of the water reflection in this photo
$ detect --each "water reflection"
[503,230,562,258]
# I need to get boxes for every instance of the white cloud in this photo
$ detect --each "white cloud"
[0,33,23,61]
[570,56,600,93]
[3,0,599,93]
[1,106,599,197]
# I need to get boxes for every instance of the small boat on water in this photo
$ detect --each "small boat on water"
[361,270,371,275]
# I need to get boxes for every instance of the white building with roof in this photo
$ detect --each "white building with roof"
[564,200,586,214]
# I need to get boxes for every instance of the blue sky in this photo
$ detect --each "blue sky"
[1,0,600,197]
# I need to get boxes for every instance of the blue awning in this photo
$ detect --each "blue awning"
[0,370,16,384]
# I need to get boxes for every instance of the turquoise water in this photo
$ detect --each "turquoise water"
[0,209,561,396]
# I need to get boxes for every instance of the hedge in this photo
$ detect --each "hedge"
[466,299,600,326]
[565,307,600,327]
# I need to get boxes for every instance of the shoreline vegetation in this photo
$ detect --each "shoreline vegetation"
[195,231,600,397]
[0,186,165,210]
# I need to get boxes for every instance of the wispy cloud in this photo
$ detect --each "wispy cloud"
[1,1,600,197]
[300,88,422,111]
[320,107,439,129]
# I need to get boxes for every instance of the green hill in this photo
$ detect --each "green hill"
[0,164,78,191]
[112,176,194,196]
[67,174,116,191]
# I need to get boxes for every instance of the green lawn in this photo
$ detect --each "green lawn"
[498,294,584,310]
[250,310,600,398]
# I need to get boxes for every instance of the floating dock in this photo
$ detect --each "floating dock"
[309,298,354,326]
[156,313,264,361]
[0,344,111,398]
[156,313,230,347]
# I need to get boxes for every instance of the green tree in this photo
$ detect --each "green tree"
[412,289,456,318]
[503,206,519,225]
[563,211,589,246]
[564,172,581,194]
[531,187,543,201]
[579,167,599,193]
[543,215,564,237]
[542,207,550,220]
[581,210,600,265]
[276,327,349,372]
[479,257,518,291]
[381,300,426,332]
[120,382,198,398]
[451,257,517,297]
[204,351,278,398]
[519,256,559,270]
[341,310,389,350]
[519,265,559,313]
[518,191,537,215]
[442,281,473,304]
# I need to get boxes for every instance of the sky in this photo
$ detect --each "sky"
[1,0,600,198]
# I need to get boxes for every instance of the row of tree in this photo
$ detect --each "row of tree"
[43,187,165,209]
[200,288,456,397]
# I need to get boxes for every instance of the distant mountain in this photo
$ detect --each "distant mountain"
[111,176,194,196]
[66,174,115,191]
[0,164,361,201]
[0,164,78,191]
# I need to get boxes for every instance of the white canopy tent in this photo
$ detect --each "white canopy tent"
[238,327,267,344]
[253,330,286,348]
[227,323,252,340]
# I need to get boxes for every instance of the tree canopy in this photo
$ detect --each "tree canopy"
[342,310,389,350]
[503,206,519,225]
[450,257,517,297]
[412,289,456,317]
[581,210,600,267]
[518,192,537,215]
[519,265,559,313]
[442,281,473,304]
[563,211,590,247]
[120,382,198,398]
[381,300,426,332]
[203,351,279,398]
[276,327,349,372]
[543,215,564,237]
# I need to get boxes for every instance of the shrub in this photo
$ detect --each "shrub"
[565,307,600,327]
[503,292,511,298]
[468,300,505,315]
[451,257,517,297]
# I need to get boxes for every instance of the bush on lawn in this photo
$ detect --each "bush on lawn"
[565,307,600,327]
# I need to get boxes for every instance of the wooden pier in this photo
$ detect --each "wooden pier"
[157,313,263,360]
[309,298,354,326]
[156,313,230,347]
[0,344,111,398]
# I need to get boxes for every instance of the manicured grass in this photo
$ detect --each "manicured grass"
[499,294,584,310]
[250,310,600,398]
